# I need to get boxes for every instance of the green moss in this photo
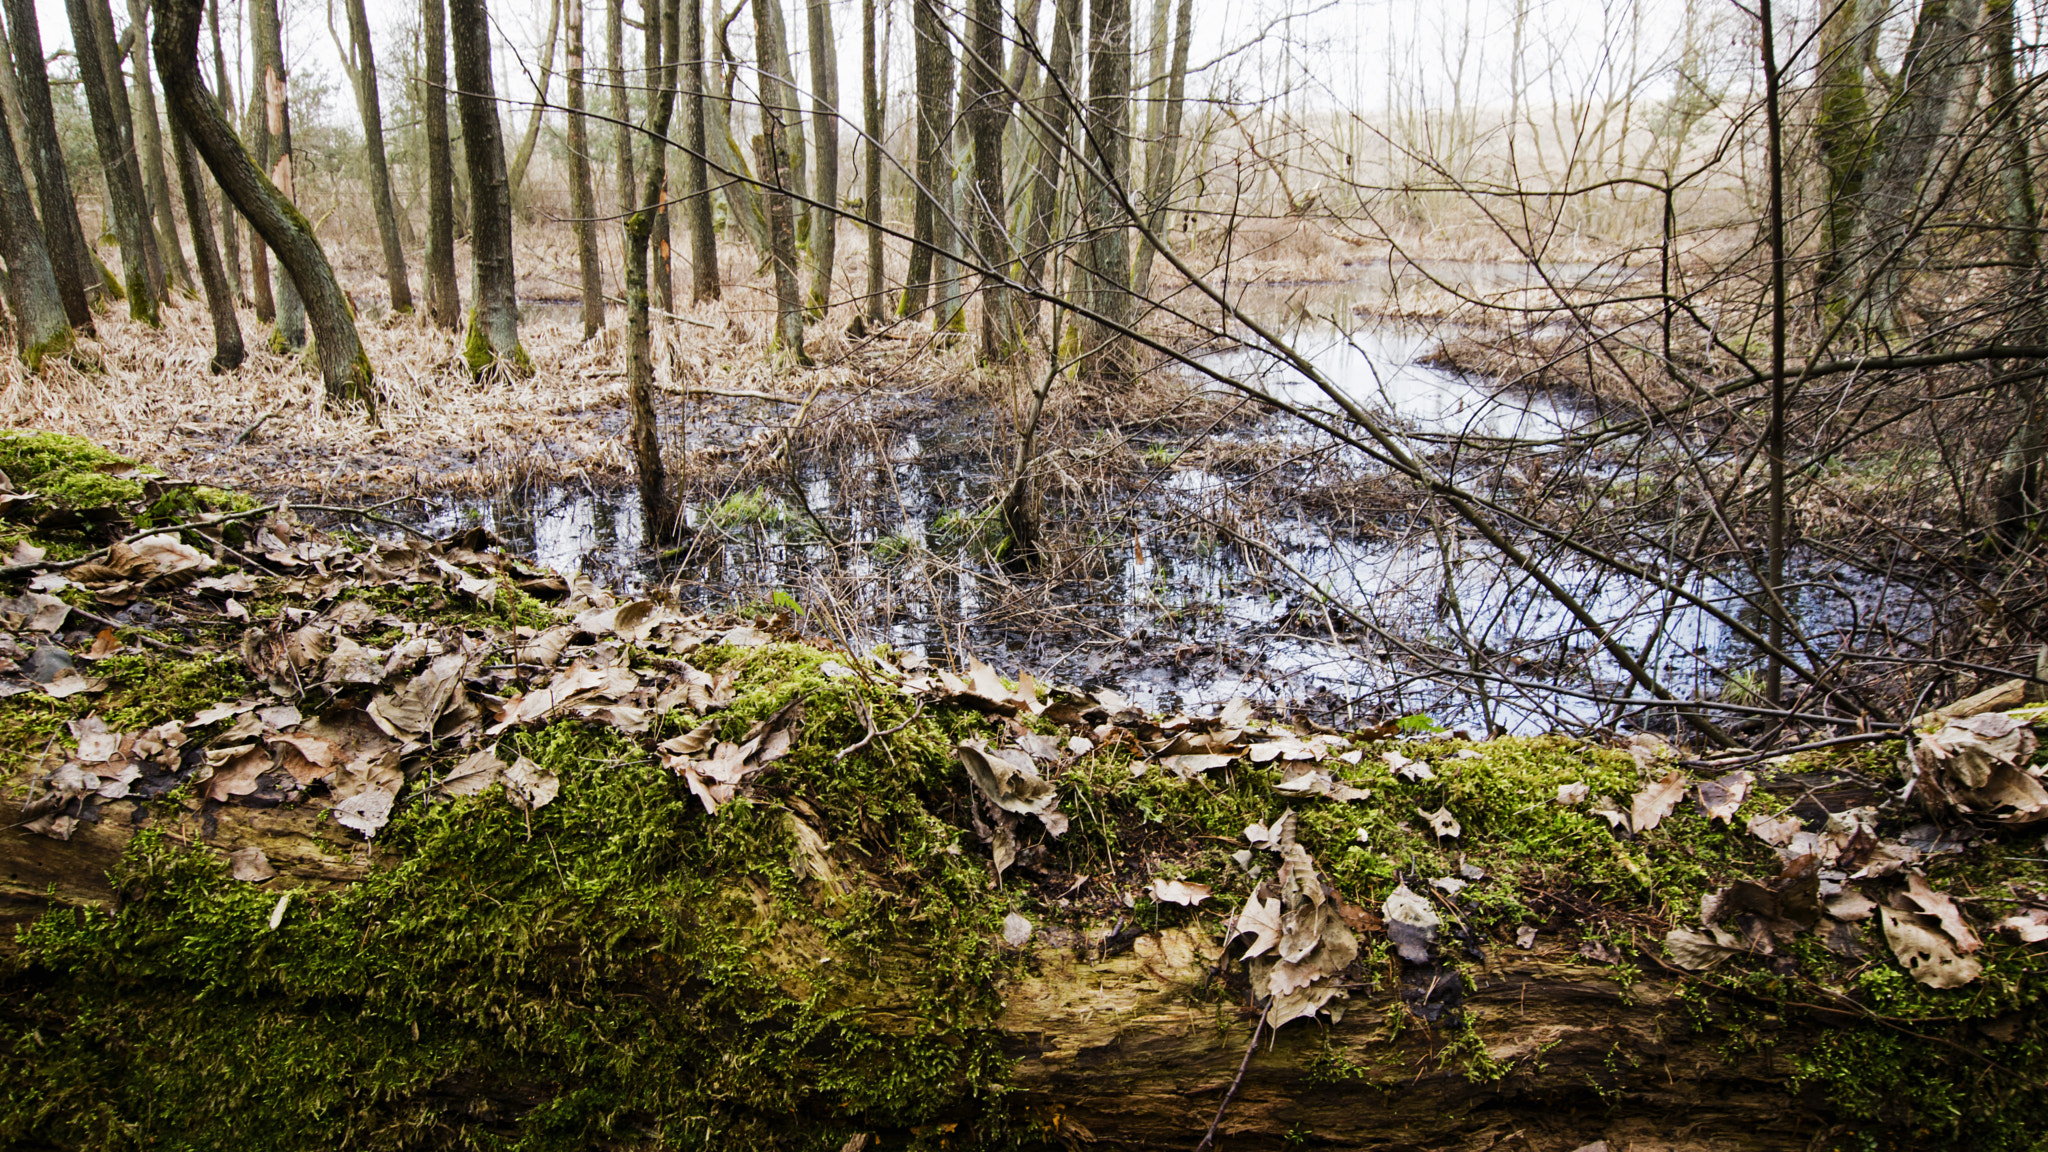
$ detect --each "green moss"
[707,488,789,530]
[0,430,152,509]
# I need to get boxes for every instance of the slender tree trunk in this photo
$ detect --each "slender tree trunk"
[3,0,95,326]
[709,0,772,258]
[857,0,885,329]
[342,0,414,313]
[609,0,633,219]
[157,0,375,409]
[899,0,945,317]
[626,0,681,542]
[170,116,242,370]
[753,0,804,359]
[0,113,72,367]
[1021,0,1077,314]
[126,0,196,293]
[1813,0,1872,313]
[252,0,306,350]
[421,0,460,329]
[963,0,1012,360]
[1848,0,1983,334]
[448,0,529,375]
[207,0,241,302]
[243,0,271,322]
[508,0,561,200]
[757,0,805,214]
[804,0,836,316]
[680,0,717,302]
[1987,0,2046,537]
[1128,0,1188,300]
[566,0,603,336]
[1082,0,1131,381]
[90,0,163,292]
[66,0,158,324]
[644,0,673,313]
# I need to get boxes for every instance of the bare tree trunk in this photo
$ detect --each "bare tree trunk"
[157,0,375,409]
[1082,0,1131,380]
[90,0,164,292]
[1849,0,1983,334]
[66,0,159,324]
[1128,0,1188,301]
[507,0,561,200]
[899,0,946,318]
[3,0,96,327]
[421,0,461,330]
[243,0,271,322]
[857,0,885,330]
[708,0,771,258]
[449,0,529,375]
[757,0,805,215]
[1986,0,2045,538]
[609,0,633,219]
[681,0,717,302]
[625,0,680,542]
[963,0,1012,360]
[341,0,414,313]
[566,0,603,336]
[644,0,672,314]
[0,113,72,367]
[170,116,243,370]
[753,0,805,360]
[126,0,196,293]
[252,0,306,350]
[804,0,837,316]
[207,0,241,303]
[1813,0,1874,313]
[1020,0,1076,315]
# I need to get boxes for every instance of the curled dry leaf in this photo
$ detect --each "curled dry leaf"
[1747,812,1801,848]
[228,845,277,882]
[1418,805,1461,839]
[1555,782,1589,806]
[1148,878,1212,906]
[1695,770,1753,823]
[956,739,1057,816]
[439,746,505,796]
[1899,872,1981,954]
[1881,906,1983,989]
[1913,712,2048,824]
[1232,892,1283,958]
[503,755,559,811]
[1996,908,2048,943]
[1381,882,1440,964]
[1664,927,1748,970]
[1629,769,1689,834]
[1384,749,1434,781]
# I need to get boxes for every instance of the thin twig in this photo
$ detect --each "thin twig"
[292,504,436,540]
[836,698,924,760]
[1194,998,1267,1152]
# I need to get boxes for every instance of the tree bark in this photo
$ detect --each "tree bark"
[242,0,272,323]
[753,0,804,360]
[708,0,772,259]
[566,0,603,337]
[65,0,159,324]
[609,0,633,220]
[1082,0,1131,380]
[421,0,461,330]
[342,0,415,314]
[680,0,718,303]
[1020,0,1076,320]
[804,0,837,316]
[0,111,72,367]
[2,0,96,327]
[252,0,306,350]
[899,0,946,319]
[962,0,1012,360]
[156,0,375,410]
[170,115,243,371]
[645,0,672,314]
[625,0,680,542]
[90,0,163,292]
[207,0,242,303]
[126,0,196,293]
[857,0,885,329]
[448,0,529,375]
[1127,0,1188,302]
[507,0,561,201]
[1813,0,1874,314]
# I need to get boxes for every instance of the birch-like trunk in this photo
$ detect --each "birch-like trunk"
[341,0,414,313]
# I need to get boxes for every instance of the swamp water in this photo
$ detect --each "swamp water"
[413,287,1937,733]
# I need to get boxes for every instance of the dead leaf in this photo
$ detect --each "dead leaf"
[1664,927,1748,970]
[1001,911,1033,947]
[1384,748,1434,780]
[1630,769,1688,834]
[39,670,107,698]
[439,746,506,796]
[1555,782,1589,805]
[1900,872,1981,954]
[368,652,470,739]
[1695,769,1753,823]
[503,755,559,811]
[1418,805,1461,839]
[1381,882,1440,964]
[956,739,1057,816]
[0,591,69,632]
[1747,812,1801,847]
[1148,878,1212,906]
[1996,908,2048,943]
[1232,892,1283,957]
[229,846,277,882]
[1162,752,1234,777]
[1881,906,1983,989]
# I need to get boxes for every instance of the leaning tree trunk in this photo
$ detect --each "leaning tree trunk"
[680,0,718,303]
[207,0,243,303]
[1082,0,1131,381]
[856,0,885,331]
[566,0,603,337]
[753,0,805,360]
[625,0,681,542]
[2,0,95,326]
[421,0,461,331]
[962,0,1013,361]
[707,0,773,259]
[0,114,73,368]
[1127,0,1188,302]
[1848,0,1983,335]
[507,0,561,200]
[170,115,244,371]
[804,0,837,317]
[448,0,529,376]
[126,0,196,294]
[64,0,158,325]
[156,0,375,409]
[343,0,415,314]
[89,0,163,292]
[253,0,306,351]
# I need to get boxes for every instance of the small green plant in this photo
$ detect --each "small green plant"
[1395,712,1448,734]
[1720,668,1767,708]
[868,530,921,565]
[707,488,788,530]
[770,589,802,615]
